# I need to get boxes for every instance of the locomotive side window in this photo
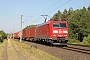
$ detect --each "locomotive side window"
[60,23,66,28]
[53,24,59,28]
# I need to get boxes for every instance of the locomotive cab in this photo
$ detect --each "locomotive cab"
[49,20,68,45]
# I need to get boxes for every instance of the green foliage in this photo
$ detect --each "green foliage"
[82,35,90,45]
[0,30,7,42]
[68,39,79,43]
[51,10,62,20]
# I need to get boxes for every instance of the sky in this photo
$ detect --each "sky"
[0,0,90,33]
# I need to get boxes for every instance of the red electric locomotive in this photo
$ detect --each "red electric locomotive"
[35,20,68,45]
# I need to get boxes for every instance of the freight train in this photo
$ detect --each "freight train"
[12,20,68,46]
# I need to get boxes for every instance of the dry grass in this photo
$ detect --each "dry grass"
[7,39,20,60]
[12,39,60,60]
[0,40,6,60]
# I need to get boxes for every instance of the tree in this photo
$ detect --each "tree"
[0,30,7,42]
[61,9,68,20]
[51,10,62,20]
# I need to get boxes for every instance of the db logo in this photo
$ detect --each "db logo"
[59,31,62,33]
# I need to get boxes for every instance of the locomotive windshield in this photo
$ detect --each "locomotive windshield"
[53,24,59,28]
[60,23,66,28]
[53,23,66,28]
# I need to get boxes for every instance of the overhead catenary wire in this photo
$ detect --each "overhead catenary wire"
[35,0,63,16]
[36,0,72,22]
[22,0,72,29]
[22,16,33,23]
[47,0,72,14]
[22,0,72,27]
[22,0,63,23]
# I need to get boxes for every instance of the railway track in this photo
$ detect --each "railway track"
[62,43,90,54]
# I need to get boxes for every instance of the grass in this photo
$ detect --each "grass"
[68,39,90,46]
[11,39,60,60]
[7,39,20,60]
[0,39,7,60]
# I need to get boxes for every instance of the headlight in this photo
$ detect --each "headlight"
[63,31,68,33]
[53,30,58,33]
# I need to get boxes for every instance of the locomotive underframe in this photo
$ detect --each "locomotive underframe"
[35,36,68,45]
